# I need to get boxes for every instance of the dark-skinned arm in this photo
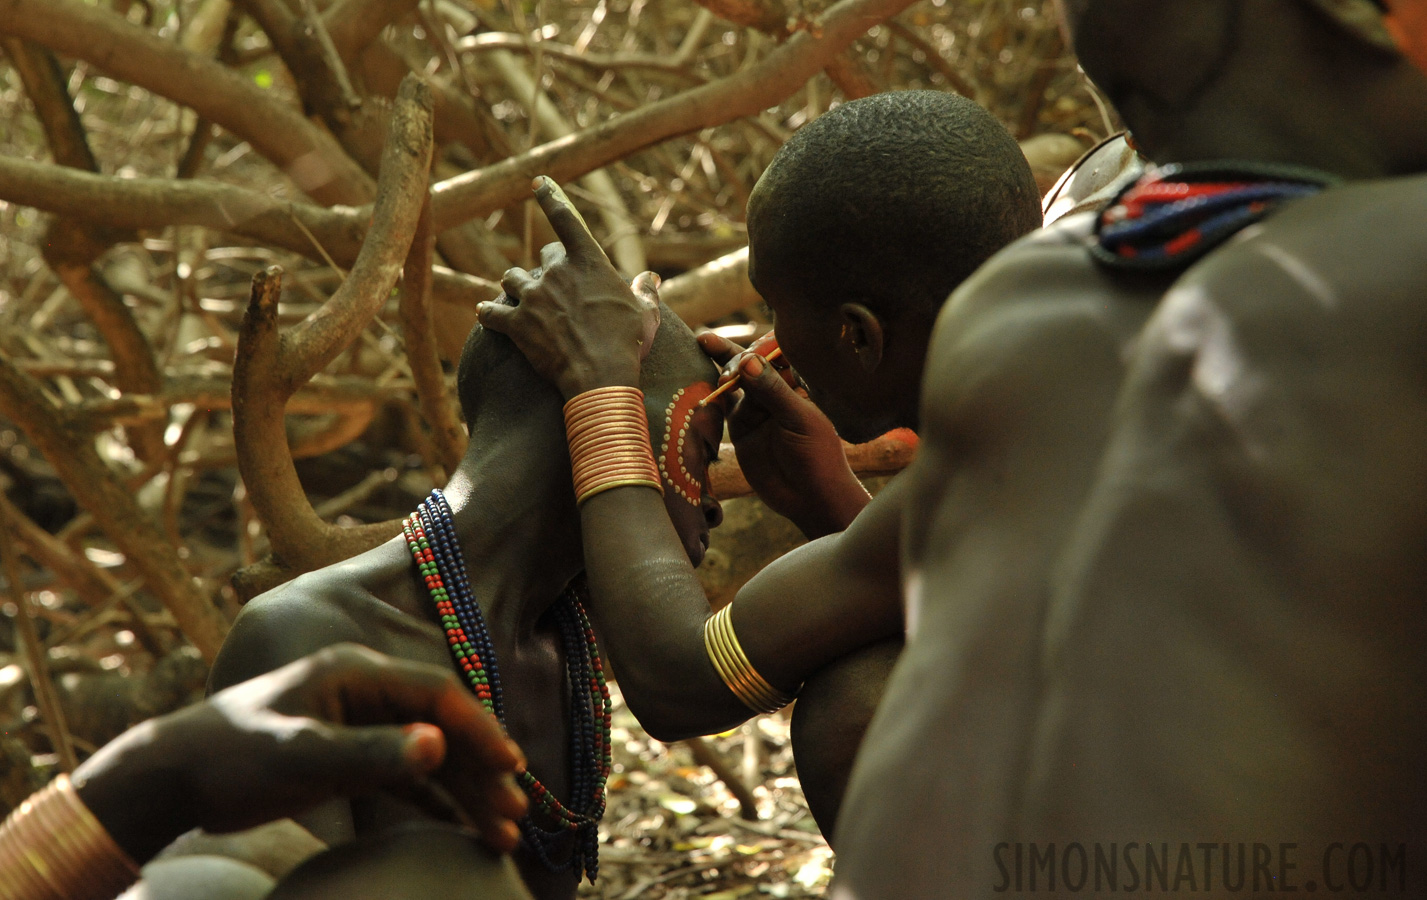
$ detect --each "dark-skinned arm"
[35,646,528,867]
[480,179,904,741]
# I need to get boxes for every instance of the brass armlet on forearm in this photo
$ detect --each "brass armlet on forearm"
[703,604,799,715]
[0,774,140,900]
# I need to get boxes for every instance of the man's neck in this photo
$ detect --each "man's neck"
[436,423,583,642]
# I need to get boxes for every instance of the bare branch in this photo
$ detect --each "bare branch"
[324,0,419,60]
[232,75,432,581]
[662,247,761,328]
[459,33,707,79]
[0,492,167,658]
[3,39,167,460]
[885,18,976,99]
[488,48,647,276]
[282,78,434,383]
[692,0,791,36]
[0,0,375,206]
[430,0,921,231]
[824,50,878,99]
[0,357,231,661]
[0,501,79,772]
[399,197,466,477]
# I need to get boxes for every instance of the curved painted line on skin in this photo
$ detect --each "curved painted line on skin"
[658,382,714,506]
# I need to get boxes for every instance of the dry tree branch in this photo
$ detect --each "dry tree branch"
[459,33,708,79]
[693,0,792,36]
[487,48,648,276]
[884,18,977,99]
[0,358,231,660]
[0,493,167,658]
[324,0,420,60]
[0,156,498,314]
[2,38,167,462]
[231,74,432,591]
[399,197,466,478]
[823,49,878,99]
[429,0,923,231]
[0,0,375,206]
[0,501,79,772]
[661,247,760,327]
[231,0,359,131]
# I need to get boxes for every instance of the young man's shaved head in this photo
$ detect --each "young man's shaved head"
[746,90,1041,325]
[745,90,1042,442]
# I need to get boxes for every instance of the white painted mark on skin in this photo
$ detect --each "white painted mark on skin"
[1255,241,1340,310]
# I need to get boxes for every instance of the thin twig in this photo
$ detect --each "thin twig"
[0,500,79,771]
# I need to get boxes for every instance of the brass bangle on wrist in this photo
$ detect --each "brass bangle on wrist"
[565,386,663,506]
[703,604,798,715]
[0,774,140,900]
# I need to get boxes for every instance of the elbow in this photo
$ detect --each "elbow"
[616,676,734,743]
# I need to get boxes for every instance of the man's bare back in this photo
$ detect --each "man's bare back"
[1028,173,1427,857]
[830,213,1165,896]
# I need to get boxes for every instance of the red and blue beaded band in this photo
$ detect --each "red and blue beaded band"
[402,490,611,882]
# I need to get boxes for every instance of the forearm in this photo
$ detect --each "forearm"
[790,469,872,540]
[73,719,191,865]
[579,486,752,741]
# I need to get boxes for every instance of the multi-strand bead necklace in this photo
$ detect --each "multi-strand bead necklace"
[401,490,612,883]
[1093,161,1337,272]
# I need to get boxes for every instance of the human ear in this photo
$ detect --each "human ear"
[837,303,885,373]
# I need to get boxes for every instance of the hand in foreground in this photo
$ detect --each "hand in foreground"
[73,644,529,864]
[479,176,659,399]
[700,332,870,539]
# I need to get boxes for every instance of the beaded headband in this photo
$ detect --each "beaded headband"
[658,382,714,507]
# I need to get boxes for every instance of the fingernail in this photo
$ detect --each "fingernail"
[743,356,764,377]
[476,302,488,320]
[403,724,445,771]
[531,176,544,192]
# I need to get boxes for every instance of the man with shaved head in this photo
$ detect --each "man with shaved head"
[832,1,1427,897]
[480,4,1426,894]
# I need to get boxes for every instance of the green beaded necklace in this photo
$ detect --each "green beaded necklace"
[402,491,611,881]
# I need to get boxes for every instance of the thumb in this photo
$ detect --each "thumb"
[476,300,520,337]
[631,271,661,360]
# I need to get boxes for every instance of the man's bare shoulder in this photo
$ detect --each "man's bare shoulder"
[1190,173,1427,320]
[919,214,1161,435]
[210,540,415,692]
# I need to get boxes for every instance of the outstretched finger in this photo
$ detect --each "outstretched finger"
[697,331,745,368]
[531,176,607,263]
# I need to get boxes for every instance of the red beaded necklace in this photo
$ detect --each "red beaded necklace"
[402,490,611,881]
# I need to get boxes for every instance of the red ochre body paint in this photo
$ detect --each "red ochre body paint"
[659,382,713,506]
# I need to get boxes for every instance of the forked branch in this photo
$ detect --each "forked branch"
[231,75,433,590]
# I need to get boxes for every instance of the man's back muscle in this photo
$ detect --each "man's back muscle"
[1028,175,1427,857]
[833,220,1162,897]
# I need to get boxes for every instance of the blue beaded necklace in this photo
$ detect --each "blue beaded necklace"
[1091,161,1338,272]
[402,490,611,883]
